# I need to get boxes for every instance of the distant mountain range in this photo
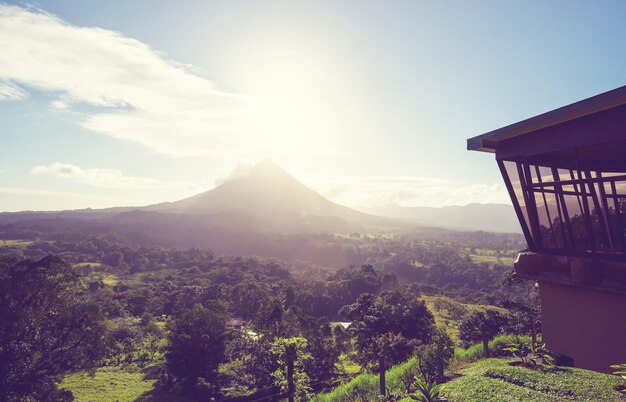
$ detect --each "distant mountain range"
[359,203,520,233]
[0,160,523,265]
[0,160,520,234]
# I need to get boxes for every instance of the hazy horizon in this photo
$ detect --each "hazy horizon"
[2,1,626,212]
[0,158,516,213]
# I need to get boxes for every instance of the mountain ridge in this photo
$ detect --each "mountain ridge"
[0,160,520,233]
[359,202,521,233]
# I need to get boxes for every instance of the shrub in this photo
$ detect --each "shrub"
[409,377,446,402]
[610,363,626,394]
[452,334,534,364]
[504,336,554,368]
[414,329,454,383]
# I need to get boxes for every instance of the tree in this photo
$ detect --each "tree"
[0,256,108,401]
[220,334,275,398]
[414,329,454,383]
[166,303,229,397]
[339,291,435,395]
[500,299,540,345]
[271,337,312,402]
[458,310,507,357]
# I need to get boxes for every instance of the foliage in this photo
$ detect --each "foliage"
[165,303,228,398]
[271,337,312,401]
[503,336,532,365]
[458,310,507,357]
[531,343,554,367]
[452,334,534,364]
[340,290,435,395]
[303,319,340,384]
[414,329,454,384]
[442,358,625,401]
[409,377,446,402]
[314,358,417,402]
[340,290,435,369]
[610,363,626,394]
[503,337,554,368]
[499,299,541,342]
[60,365,156,402]
[0,232,536,401]
[219,334,275,397]
[0,256,108,402]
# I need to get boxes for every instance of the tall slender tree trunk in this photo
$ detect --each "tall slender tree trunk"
[286,345,296,402]
[483,337,490,358]
[379,354,386,396]
[530,315,537,346]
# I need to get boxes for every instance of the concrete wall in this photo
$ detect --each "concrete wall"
[539,281,626,373]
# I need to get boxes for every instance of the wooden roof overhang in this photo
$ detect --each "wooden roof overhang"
[467,85,626,171]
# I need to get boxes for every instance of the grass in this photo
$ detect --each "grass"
[451,334,534,365]
[442,358,625,401]
[421,295,507,342]
[317,355,625,402]
[60,366,156,402]
[317,335,617,402]
[314,358,416,402]
[336,353,362,375]
[0,239,34,248]
[74,262,103,268]
[467,248,515,267]
[469,254,515,266]
[89,272,119,286]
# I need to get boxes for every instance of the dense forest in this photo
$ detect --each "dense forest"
[0,228,539,401]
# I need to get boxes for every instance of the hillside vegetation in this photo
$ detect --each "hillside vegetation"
[316,357,624,402]
[443,359,625,401]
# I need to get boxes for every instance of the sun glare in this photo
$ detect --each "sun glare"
[242,46,351,157]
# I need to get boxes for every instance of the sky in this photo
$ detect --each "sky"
[1,1,626,212]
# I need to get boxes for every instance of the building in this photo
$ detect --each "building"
[467,85,626,373]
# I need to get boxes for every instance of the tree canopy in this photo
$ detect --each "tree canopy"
[0,256,108,401]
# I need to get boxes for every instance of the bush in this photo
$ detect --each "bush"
[452,334,534,364]
[414,329,454,383]
[314,359,417,402]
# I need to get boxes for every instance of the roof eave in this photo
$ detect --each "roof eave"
[467,84,626,154]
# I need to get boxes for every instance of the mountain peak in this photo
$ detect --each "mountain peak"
[248,159,292,180]
[145,160,383,231]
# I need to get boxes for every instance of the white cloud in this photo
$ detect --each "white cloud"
[31,162,199,191]
[0,185,100,198]
[0,4,250,156]
[0,186,119,212]
[214,163,255,186]
[0,81,28,100]
[312,175,511,208]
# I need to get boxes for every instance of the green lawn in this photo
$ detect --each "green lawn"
[467,247,516,267]
[470,254,515,266]
[316,346,625,402]
[88,272,119,286]
[74,262,103,268]
[421,295,506,342]
[0,239,34,248]
[442,358,625,401]
[60,366,155,402]
[336,353,362,375]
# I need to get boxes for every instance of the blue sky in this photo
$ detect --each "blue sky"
[1,1,626,211]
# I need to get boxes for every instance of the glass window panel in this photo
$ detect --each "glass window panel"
[537,166,553,183]
[503,160,531,233]
[535,192,554,249]
[545,192,566,249]
[563,194,590,252]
